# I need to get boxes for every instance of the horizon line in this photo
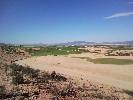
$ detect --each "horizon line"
[0,40,133,45]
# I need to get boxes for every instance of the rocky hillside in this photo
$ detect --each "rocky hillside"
[1,63,132,100]
[0,46,30,64]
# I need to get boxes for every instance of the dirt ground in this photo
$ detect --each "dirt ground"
[15,55,133,91]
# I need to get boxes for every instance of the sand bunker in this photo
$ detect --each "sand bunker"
[16,55,133,91]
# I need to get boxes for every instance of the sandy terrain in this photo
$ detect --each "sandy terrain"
[68,52,133,60]
[15,55,133,91]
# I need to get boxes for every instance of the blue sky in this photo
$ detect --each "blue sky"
[0,0,133,44]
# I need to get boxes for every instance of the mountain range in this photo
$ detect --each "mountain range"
[56,40,133,46]
[0,40,133,46]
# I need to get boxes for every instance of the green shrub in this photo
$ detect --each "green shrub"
[12,74,24,85]
[0,85,6,95]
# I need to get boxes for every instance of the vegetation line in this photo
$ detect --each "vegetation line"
[74,57,133,65]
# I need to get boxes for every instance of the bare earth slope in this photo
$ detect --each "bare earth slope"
[16,56,133,91]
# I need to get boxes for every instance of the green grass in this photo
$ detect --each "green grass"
[74,57,133,65]
[26,46,86,56]
[91,58,133,65]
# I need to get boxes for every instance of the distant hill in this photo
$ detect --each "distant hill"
[57,40,133,46]
[115,40,133,45]
[57,41,96,46]
[101,40,133,45]
[0,40,133,46]
[0,43,6,46]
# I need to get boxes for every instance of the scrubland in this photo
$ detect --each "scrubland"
[1,45,133,99]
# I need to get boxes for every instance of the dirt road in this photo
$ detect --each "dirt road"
[16,55,133,91]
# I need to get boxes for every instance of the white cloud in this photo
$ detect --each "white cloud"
[104,12,133,19]
[128,2,133,4]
